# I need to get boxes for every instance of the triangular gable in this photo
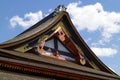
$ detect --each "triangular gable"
[13,22,94,68]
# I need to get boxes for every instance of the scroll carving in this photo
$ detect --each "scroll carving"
[79,54,86,65]
[36,40,45,55]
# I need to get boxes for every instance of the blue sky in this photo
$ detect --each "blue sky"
[0,0,120,75]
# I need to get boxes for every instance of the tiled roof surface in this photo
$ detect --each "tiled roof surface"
[0,12,62,45]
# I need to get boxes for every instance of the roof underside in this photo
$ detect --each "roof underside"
[0,48,120,79]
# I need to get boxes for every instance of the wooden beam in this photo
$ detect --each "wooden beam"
[54,37,58,50]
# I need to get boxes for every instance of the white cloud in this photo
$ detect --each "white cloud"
[67,2,120,44]
[10,11,43,29]
[91,47,117,57]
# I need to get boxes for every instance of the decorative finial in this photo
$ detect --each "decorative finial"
[55,5,66,12]
[53,5,67,16]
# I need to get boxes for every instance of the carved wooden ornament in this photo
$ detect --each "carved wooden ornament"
[36,40,45,55]
[58,29,65,41]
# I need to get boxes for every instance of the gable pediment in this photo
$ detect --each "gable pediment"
[13,22,96,69]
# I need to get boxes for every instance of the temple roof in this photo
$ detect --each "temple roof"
[0,5,120,79]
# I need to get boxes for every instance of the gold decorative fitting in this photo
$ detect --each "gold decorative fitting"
[38,35,48,42]
[79,55,86,65]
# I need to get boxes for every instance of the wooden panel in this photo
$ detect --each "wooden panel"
[45,39,54,49]
[58,40,70,53]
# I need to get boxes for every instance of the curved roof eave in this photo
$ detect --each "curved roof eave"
[60,12,118,75]
[70,28,117,74]
[0,11,68,48]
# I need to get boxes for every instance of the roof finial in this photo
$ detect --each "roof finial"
[55,5,66,12]
[53,5,67,16]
